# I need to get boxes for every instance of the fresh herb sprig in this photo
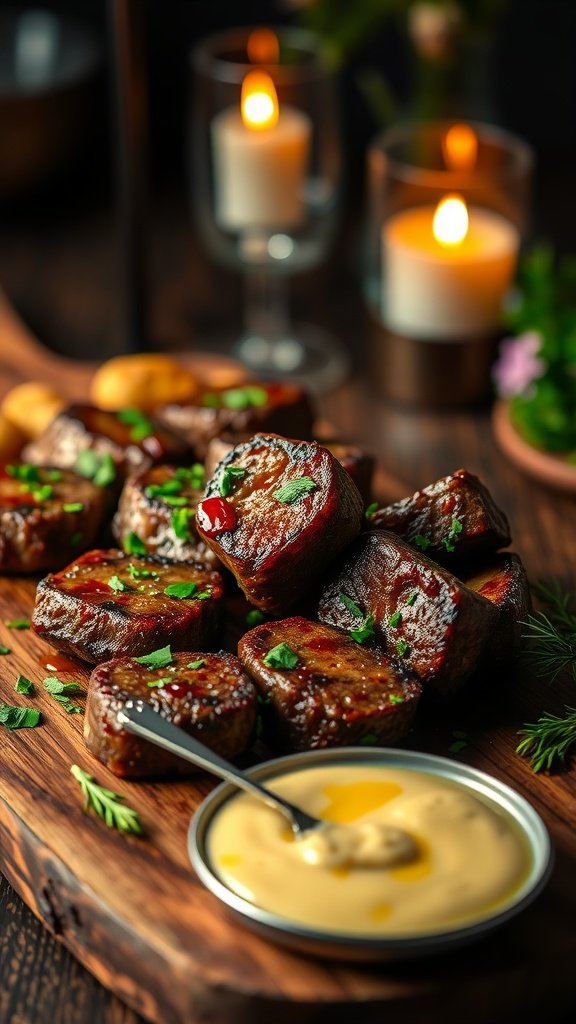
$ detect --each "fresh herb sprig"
[517,708,576,773]
[71,765,143,834]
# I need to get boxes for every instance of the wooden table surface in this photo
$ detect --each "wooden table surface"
[1,188,576,1024]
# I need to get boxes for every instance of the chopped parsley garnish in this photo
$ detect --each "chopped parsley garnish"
[187,659,205,670]
[71,765,143,835]
[442,517,463,553]
[71,531,84,546]
[63,502,84,513]
[339,592,363,618]
[175,464,205,489]
[123,531,147,556]
[45,469,63,482]
[117,407,154,442]
[220,465,247,497]
[43,677,85,698]
[389,694,405,704]
[349,614,375,645]
[246,609,265,627]
[75,450,117,487]
[6,619,30,630]
[263,642,300,670]
[164,581,199,599]
[31,484,54,502]
[221,385,268,410]
[15,675,35,696]
[0,704,41,729]
[365,502,379,518]
[147,677,172,688]
[202,391,219,408]
[134,645,173,669]
[145,478,183,500]
[171,507,195,541]
[448,739,468,753]
[359,732,379,746]
[6,464,40,482]
[388,610,403,628]
[414,533,432,551]
[405,591,419,606]
[396,639,409,657]
[127,563,159,580]
[108,575,134,593]
[0,645,11,655]
[273,477,317,504]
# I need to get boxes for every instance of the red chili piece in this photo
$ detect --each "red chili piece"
[196,496,237,536]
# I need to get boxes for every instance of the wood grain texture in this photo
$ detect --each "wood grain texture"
[1,318,576,1024]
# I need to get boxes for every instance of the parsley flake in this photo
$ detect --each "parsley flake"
[134,645,173,669]
[171,507,195,541]
[108,575,134,593]
[220,465,247,497]
[246,609,265,627]
[388,610,403,628]
[339,592,363,618]
[221,385,268,410]
[187,659,205,670]
[359,732,379,746]
[6,464,39,482]
[123,531,147,556]
[0,645,11,655]
[414,534,432,551]
[63,502,84,513]
[6,619,30,630]
[0,704,41,729]
[164,581,199,599]
[365,502,379,518]
[396,639,409,657]
[127,563,159,580]
[117,407,154,442]
[15,675,35,696]
[349,614,375,645]
[263,642,300,670]
[75,450,116,487]
[442,517,464,553]
[273,477,317,504]
[405,591,419,606]
[389,694,405,704]
[147,677,172,688]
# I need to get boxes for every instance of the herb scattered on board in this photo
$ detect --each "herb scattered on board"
[71,765,144,835]
[349,614,375,645]
[0,704,41,729]
[273,477,317,504]
[44,677,85,714]
[15,675,35,696]
[263,643,300,670]
[123,531,147,556]
[0,645,11,656]
[134,645,173,669]
[220,465,247,497]
[517,580,576,771]
[5,619,30,630]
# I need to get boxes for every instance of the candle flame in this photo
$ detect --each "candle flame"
[241,70,279,130]
[433,194,469,246]
[247,28,279,64]
[442,123,478,172]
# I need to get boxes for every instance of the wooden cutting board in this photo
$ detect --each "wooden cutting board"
[1,290,576,1024]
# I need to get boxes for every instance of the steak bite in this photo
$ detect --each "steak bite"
[318,531,498,699]
[32,549,224,664]
[238,616,422,752]
[367,469,511,567]
[195,434,364,615]
[0,463,107,572]
[112,463,219,567]
[84,651,257,777]
[461,552,531,664]
[23,403,191,480]
[155,381,314,459]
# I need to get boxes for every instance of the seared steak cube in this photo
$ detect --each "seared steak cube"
[23,403,191,480]
[155,381,314,459]
[112,463,219,567]
[461,552,531,664]
[367,469,511,567]
[32,549,224,664]
[85,651,257,777]
[0,463,107,572]
[238,616,422,752]
[318,531,498,699]
[195,434,364,615]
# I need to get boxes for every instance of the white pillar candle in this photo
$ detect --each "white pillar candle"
[211,71,311,232]
[382,202,519,340]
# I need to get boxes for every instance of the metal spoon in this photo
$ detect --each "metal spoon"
[117,701,321,837]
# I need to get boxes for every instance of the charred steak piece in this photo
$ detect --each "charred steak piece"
[367,469,511,567]
[0,463,107,572]
[112,463,219,567]
[461,552,531,664]
[85,651,257,777]
[238,616,422,752]
[318,531,498,699]
[32,548,224,664]
[195,434,364,615]
[155,382,314,459]
[23,403,191,480]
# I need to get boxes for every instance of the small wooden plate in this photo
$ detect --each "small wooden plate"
[492,400,576,493]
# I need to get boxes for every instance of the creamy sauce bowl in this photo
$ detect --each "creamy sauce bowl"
[188,748,553,961]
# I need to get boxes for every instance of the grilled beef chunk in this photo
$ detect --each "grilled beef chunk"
[23,403,191,480]
[85,651,257,777]
[318,531,498,699]
[155,382,314,459]
[32,549,224,664]
[0,464,107,572]
[367,469,511,567]
[112,463,219,567]
[461,552,531,664]
[238,616,422,752]
[195,434,364,615]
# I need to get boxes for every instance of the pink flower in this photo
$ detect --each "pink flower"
[492,331,546,398]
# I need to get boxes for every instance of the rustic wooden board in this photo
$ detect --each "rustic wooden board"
[1,294,576,1024]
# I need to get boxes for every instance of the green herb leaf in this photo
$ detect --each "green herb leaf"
[75,450,117,487]
[441,517,463,553]
[127,563,159,580]
[414,534,432,551]
[339,592,363,618]
[220,465,247,497]
[52,694,84,713]
[123,531,147,556]
[145,478,183,499]
[405,591,419,606]
[108,575,134,593]
[6,619,30,630]
[163,581,198,599]
[349,614,375,645]
[134,645,173,669]
[6,463,39,482]
[359,732,379,746]
[0,704,41,729]
[15,675,35,695]
[31,484,54,502]
[246,609,265,627]
[365,502,379,518]
[273,477,317,504]
[117,407,154,442]
[396,639,409,657]
[0,645,11,655]
[63,502,84,513]
[389,694,405,704]
[70,765,144,834]
[45,469,63,482]
[147,676,172,688]
[221,386,268,410]
[448,739,467,753]
[171,507,195,541]
[263,642,300,670]
[388,610,403,628]
[43,677,85,696]
[71,531,84,546]
[517,705,576,772]
[187,659,206,670]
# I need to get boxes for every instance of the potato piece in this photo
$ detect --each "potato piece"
[90,353,199,411]
[1,381,65,439]
[0,412,26,460]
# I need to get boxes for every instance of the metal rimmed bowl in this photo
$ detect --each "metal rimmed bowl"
[188,747,553,962]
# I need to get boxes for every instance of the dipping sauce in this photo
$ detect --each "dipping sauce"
[207,764,532,936]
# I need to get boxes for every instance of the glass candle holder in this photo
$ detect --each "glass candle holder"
[364,120,534,407]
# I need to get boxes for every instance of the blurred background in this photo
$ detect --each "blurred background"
[1,0,575,366]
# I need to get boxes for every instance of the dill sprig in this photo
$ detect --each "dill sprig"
[517,707,576,773]
[71,765,144,835]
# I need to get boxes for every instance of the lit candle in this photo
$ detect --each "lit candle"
[211,67,311,231]
[381,194,519,339]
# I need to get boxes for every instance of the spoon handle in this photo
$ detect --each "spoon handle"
[118,702,310,828]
